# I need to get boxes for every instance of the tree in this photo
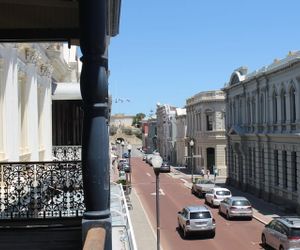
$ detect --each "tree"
[132,113,145,128]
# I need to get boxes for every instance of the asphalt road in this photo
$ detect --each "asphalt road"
[131,157,266,250]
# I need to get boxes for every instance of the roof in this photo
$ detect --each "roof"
[0,0,121,44]
[229,196,249,201]
[277,217,300,228]
[186,205,209,212]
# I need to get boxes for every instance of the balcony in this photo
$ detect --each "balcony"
[0,146,136,249]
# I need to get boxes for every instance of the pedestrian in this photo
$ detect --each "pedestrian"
[206,169,210,179]
[201,168,205,177]
[213,166,218,182]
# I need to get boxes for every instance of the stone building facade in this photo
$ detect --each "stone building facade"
[175,108,187,166]
[223,51,300,212]
[186,90,226,175]
[156,104,177,163]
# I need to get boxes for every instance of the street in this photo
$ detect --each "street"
[130,157,265,250]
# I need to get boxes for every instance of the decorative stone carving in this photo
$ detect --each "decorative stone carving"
[40,64,53,78]
[25,48,40,65]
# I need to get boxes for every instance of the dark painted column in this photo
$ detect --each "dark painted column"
[79,0,111,248]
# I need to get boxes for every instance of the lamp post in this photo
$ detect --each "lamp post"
[121,141,125,157]
[127,144,132,184]
[190,139,194,183]
[152,154,163,250]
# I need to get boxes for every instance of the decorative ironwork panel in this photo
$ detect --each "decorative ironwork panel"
[52,146,82,161]
[0,161,85,219]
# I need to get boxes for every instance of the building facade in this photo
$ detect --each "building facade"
[110,114,135,128]
[223,51,300,212]
[0,43,79,162]
[156,104,177,163]
[186,90,226,175]
[175,108,187,166]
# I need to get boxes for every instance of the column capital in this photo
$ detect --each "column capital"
[25,48,40,65]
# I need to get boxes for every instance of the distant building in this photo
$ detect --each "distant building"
[223,51,300,212]
[186,90,226,175]
[110,114,135,128]
[156,104,177,163]
[175,108,187,166]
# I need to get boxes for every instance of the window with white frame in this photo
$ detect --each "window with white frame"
[272,90,278,123]
[206,112,213,131]
[290,85,296,123]
[280,89,286,123]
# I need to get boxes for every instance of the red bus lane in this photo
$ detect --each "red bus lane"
[130,157,265,250]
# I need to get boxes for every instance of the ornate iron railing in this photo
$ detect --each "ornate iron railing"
[52,146,82,161]
[0,161,84,219]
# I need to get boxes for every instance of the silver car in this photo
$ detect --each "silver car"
[218,196,253,220]
[205,187,232,207]
[177,205,216,238]
[262,217,300,250]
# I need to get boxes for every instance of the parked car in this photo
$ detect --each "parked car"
[160,162,170,173]
[145,154,153,164]
[177,205,216,238]
[218,196,253,220]
[191,178,216,197]
[261,217,300,250]
[142,154,147,161]
[205,187,232,207]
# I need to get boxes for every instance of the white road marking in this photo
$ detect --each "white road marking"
[146,173,151,177]
[151,188,165,196]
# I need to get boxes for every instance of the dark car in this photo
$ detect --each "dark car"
[160,162,170,173]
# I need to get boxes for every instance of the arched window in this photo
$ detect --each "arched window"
[252,98,256,124]
[290,86,296,123]
[260,94,264,124]
[247,99,251,124]
[280,89,286,123]
[272,91,277,123]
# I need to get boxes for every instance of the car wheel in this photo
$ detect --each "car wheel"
[261,234,267,247]
[218,208,222,215]
[279,246,284,250]
[191,188,194,195]
[183,227,188,238]
[210,230,215,238]
[226,211,231,220]
[177,220,181,230]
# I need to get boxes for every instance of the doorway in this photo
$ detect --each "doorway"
[206,148,215,173]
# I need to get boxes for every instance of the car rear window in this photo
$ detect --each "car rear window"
[197,179,214,184]
[216,191,231,196]
[232,200,250,206]
[290,228,300,237]
[190,211,211,219]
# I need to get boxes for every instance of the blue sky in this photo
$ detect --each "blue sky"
[109,0,300,116]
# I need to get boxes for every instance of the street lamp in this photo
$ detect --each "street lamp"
[152,154,163,250]
[121,141,125,157]
[127,144,132,184]
[189,139,194,183]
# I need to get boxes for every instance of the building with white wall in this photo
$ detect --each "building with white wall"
[175,108,187,166]
[223,51,300,212]
[186,90,226,175]
[0,43,79,162]
[156,103,177,163]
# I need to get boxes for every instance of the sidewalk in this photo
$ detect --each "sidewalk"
[170,166,296,225]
